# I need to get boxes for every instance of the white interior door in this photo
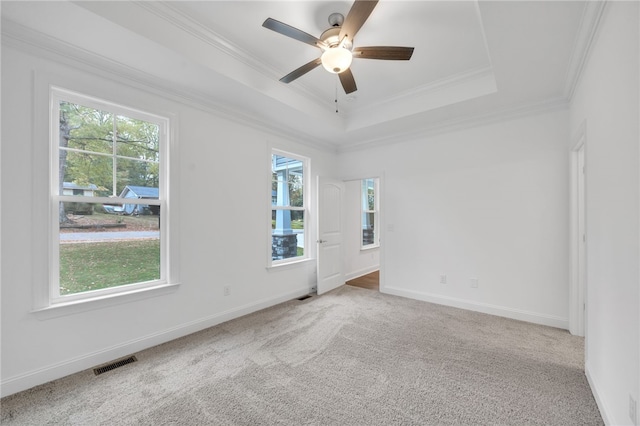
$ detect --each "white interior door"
[317,177,344,295]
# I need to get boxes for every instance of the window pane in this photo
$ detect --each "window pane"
[363,178,375,211]
[362,212,376,246]
[54,90,168,304]
[272,155,303,207]
[271,174,279,206]
[289,172,303,207]
[59,204,161,295]
[116,115,160,161]
[61,151,113,196]
[271,152,307,264]
[116,157,159,197]
[361,178,379,247]
[60,101,113,154]
[272,209,304,260]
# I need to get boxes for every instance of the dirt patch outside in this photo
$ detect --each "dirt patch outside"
[60,212,160,233]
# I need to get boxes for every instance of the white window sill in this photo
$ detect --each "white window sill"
[360,244,380,251]
[32,282,180,320]
[267,257,314,271]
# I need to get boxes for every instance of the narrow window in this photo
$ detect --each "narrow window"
[361,178,379,249]
[51,88,169,304]
[271,151,308,264]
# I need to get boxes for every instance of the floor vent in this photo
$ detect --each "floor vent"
[93,356,137,376]
[297,295,312,301]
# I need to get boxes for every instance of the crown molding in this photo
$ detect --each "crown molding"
[1,2,583,157]
[342,65,496,130]
[134,1,272,78]
[338,96,569,154]
[134,1,334,113]
[563,0,608,101]
[1,18,336,154]
[355,66,495,116]
[132,2,497,128]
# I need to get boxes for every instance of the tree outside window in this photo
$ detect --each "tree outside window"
[51,88,168,303]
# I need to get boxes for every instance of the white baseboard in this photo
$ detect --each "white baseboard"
[585,361,612,425]
[382,286,569,329]
[345,265,379,282]
[0,288,309,398]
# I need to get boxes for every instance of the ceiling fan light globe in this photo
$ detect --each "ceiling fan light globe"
[321,47,353,74]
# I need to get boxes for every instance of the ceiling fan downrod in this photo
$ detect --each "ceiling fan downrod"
[328,12,344,27]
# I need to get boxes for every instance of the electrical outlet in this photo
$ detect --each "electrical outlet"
[439,275,447,284]
[223,285,231,296]
[630,395,637,425]
[470,278,479,288]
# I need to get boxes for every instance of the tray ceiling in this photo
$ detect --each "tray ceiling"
[2,1,589,149]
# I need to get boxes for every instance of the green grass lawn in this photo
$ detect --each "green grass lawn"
[271,219,304,230]
[59,239,160,295]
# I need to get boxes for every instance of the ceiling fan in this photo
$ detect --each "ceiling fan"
[262,0,414,94]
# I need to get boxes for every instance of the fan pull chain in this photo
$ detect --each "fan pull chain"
[335,79,339,114]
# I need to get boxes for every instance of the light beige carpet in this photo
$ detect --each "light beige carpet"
[1,285,602,425]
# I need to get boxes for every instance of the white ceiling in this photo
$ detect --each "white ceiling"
[2,1,589,150]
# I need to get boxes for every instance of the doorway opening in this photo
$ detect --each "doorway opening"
[346,270,379,291]
[343,176,382,292]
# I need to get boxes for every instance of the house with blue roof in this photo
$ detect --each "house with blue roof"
[119,185,159,215]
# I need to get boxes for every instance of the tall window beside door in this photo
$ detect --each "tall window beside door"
[361,178,379,249]
[271,151,308,265]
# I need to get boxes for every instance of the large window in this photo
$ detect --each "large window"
[271,151,308,265]
[361,178,379,249]
[50,88,169,304]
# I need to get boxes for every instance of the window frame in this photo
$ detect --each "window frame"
[48,87,171,306]
[269,149,310,267]
[361,177,380,250]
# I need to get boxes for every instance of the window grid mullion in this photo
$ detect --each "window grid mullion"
[112,114,117,196]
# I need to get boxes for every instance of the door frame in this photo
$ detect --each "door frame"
[570,123,587,337]
[341,172,385,292]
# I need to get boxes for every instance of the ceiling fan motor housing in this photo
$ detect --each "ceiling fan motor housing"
[320,25,353,74]
[320,27,351,49]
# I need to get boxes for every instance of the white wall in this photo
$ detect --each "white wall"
[343,179,380,281]
[569,2,639,425]
[3,5,638,423]
[338,109,571,328]
[0,45,337,397]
